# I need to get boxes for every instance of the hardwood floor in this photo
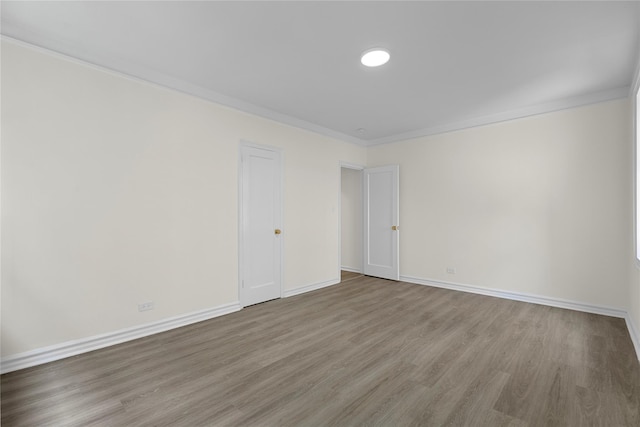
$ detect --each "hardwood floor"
[2,276,640,426]
[340,270,363,283]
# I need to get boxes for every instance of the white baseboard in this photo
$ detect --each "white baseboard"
[401,274,640,362]
[340,266,362,273]
[626,313,640,362]
[400,275,627,318]
[5,277,638,373]
[283,278,340,298]
[1,302,242,374]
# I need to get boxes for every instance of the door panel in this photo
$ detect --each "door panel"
[241,145,282,306]
[364,165,399,280]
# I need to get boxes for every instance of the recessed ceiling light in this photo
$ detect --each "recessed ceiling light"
[361,49,390,67]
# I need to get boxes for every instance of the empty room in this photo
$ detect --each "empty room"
[2,1,640,425]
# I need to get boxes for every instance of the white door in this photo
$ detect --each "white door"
[240,144,282,306]
[363,165,399,280]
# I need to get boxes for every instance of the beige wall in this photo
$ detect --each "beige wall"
[341,168,362,271]
[368,99,633,309]
[1,40,365,356]
[3,38,638,362]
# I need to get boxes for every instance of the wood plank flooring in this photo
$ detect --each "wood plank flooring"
[340,270,363,283]
[2,275,640,426]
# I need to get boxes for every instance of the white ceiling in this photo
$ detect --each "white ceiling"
[2,1,639,145]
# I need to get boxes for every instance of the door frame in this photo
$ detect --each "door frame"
[339,161,365,279]
[238,141,284,307]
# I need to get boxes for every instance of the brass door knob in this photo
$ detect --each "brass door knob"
[275,229,282,235]
[391,225,399,231]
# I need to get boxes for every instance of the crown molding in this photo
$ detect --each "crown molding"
[367,86,631,146]
[0,35,368,146]
[1,35,632,148]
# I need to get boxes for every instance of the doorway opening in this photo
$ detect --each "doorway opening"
[340,164,364,282]
[339,162,400,283]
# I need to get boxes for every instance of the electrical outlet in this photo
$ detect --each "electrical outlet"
[446,267,456,274]
[138,301,154,312]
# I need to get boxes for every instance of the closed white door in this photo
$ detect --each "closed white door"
[240,144,282,306]
[363,165,399,280]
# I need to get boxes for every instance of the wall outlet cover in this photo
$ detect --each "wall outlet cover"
[138,301,154,312]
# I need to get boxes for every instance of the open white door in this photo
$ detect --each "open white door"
[240,144,282,306]
[363,165,399,280]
